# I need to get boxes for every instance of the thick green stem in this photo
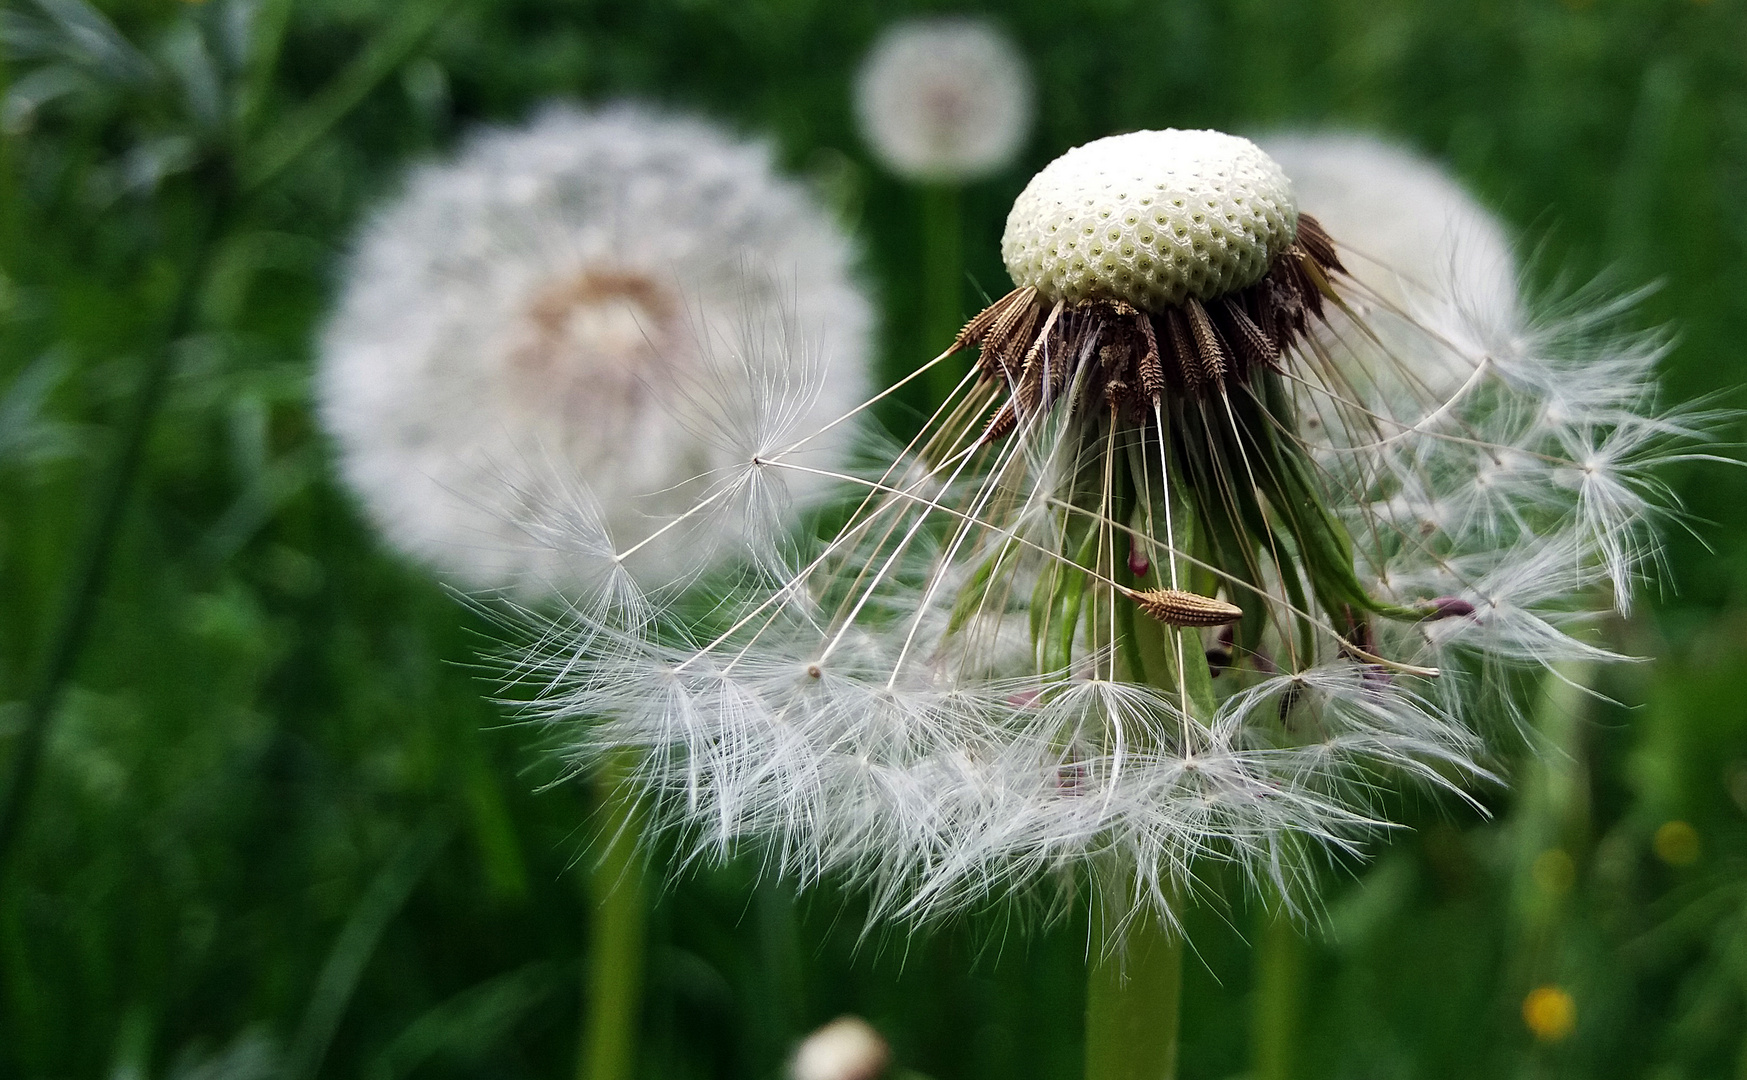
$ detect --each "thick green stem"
[1251,899,1303,1080]
[1085,891,1183,1080]
[579,752,646,1080]
[921,183,964,407]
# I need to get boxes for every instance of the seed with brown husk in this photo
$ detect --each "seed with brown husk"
[1130,588,1243,627]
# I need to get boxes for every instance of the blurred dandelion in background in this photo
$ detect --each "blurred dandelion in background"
[318,101,874,1080]
[854,16,1033,184]
[318,103,873,597]
[789,1016,891,1080]
[1255,131,1521,359]
[855,16,1034,403]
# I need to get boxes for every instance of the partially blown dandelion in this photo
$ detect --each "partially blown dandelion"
[521,127,1706,932]
[319,103,871,595]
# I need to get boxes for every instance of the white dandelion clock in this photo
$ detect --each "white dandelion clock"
[519,127,1712,940]
[318,103,873,595]
[855,17,1034,183]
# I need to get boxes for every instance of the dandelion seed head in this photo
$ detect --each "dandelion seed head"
[1001,129,1298,310]
[513,123,1717,935]
[319,103,872,595]
[855,16,1033,183]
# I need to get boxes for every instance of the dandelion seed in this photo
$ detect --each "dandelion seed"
[521,127,1707,935]
[855,17,1033,183]
[318,103,872,596]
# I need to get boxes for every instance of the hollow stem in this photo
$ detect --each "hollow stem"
[579,750,646,1080]
[1251,898,1303,1080]
[921,183,964,408]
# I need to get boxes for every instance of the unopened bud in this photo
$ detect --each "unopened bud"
[1420,596,1476,621]
[1128,542,1150,578]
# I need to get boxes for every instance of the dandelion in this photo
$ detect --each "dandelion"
[517,127,1708,1073]
[854,17,1033,184]
[1522,984,1577,1042]
[319,102,874,1080]
[318,103,873,595]
[790,1016,891,1080]
[855,16,1036,402]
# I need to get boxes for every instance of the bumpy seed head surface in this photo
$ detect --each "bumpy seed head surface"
[1001,129,1298,312]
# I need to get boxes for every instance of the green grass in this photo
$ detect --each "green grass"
[3,0,1747,1077]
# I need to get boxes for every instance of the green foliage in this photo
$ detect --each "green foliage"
[1,0,1745,1077]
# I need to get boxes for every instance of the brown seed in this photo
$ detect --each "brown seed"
[1134,312,1165,400]
[953,286,1022,352]
[1163,306,1200,394]
[1131,588,1243,627]
[980,400,1017,443]
[1295,213,1345,275]
[1185,298,1228,387]
[1221,296,1277,371]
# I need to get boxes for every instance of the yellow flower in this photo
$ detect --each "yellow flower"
[1523,985,1576,1043]
[1653,820,1700,867]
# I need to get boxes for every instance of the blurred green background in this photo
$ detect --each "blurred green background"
[2,0,1746,1078]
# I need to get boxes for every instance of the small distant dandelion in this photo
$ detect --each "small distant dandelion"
[855,17,1033,183]
[318,103,872,595]
[790,1016,891,1080]
[1652,819,1700,866]
[518,127,1714,933]
[1522,984,1577,1042]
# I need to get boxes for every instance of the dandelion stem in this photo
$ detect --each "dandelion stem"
[1250,898,1303,1080]
[1082,454,1208,1080]
[921,183,965,408]
[1085,887,1183,1080]
[579,751,646,1080]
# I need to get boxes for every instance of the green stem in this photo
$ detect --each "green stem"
[1251,899,1302,1080]
[1083,448,1205,1080]
[921,183,964,407]
[1085,890,1183,1080]
[579,752,646,1080]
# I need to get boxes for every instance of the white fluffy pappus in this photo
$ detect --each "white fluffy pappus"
[855,16,1034,183]
[512,128,1723,933]
[319,103,873,595]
